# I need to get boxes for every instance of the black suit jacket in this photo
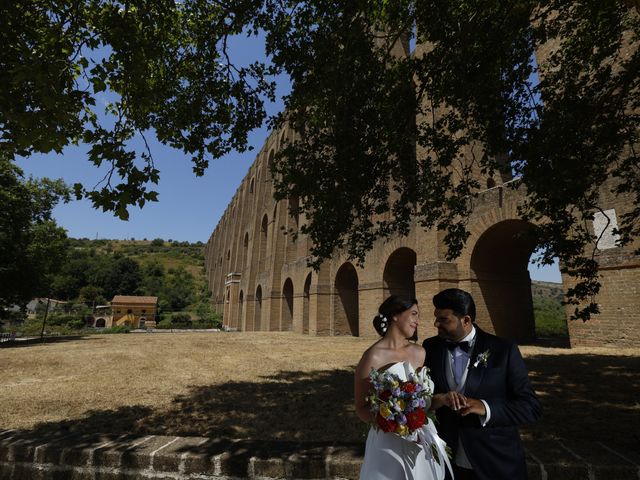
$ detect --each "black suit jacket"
[423,327,541,480]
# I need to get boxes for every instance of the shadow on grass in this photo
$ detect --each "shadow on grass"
[11,353,640,458]
[523,353,640,456]
[0,335,96,348]
[23,368,368,450]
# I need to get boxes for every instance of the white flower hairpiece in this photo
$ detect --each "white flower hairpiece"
[377,313,388,333]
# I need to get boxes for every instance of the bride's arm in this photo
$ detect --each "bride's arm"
[354,350,376,424]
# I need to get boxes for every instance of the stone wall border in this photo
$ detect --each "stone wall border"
[0,430,638,480]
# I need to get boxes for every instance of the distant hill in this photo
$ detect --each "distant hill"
[68,238,206,282]
[531,280,563,301]
[531,280,567,338]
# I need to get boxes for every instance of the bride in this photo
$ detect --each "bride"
[355,296,452,480]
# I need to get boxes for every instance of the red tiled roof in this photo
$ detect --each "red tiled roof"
[111,295,158,305]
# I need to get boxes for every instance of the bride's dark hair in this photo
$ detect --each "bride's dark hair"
[373,295,419,340]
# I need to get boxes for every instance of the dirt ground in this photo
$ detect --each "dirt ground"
[0,333,638,455]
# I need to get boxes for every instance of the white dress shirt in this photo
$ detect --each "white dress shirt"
[446,326,491,469]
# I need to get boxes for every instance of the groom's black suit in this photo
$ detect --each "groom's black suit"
[423,327,541,480]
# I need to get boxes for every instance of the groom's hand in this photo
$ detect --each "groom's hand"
[459,398,486,417]
[434,391,468,411]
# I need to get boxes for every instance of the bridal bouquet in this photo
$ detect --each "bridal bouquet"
[366,367,434,439]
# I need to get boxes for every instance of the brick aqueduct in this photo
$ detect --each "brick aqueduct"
[204,125,639,347]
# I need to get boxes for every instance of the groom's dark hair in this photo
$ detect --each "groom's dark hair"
[433,288,476,322]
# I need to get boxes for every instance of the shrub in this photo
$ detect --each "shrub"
[171,313,192,327]
[97,326,131,334]
[156,318,173,329]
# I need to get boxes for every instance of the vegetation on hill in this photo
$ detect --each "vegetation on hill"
[1,238,220,334]
[531,281,568,338]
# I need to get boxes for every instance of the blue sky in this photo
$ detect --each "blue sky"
[15,34,562,283]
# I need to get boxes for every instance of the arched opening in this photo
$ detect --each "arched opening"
[95,318,106,328]
[289,196,300,230]
[259,214,268,261]
[243,232,249,268]
[254,285,262,331]
[470,219,540,342]
[250,177,255,193]
[383,248,417,298]
[282,278,294,331]
[303,273,312,334]
[238,290,244,329]
[334,263,359,336]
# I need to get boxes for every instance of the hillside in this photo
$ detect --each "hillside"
[531,280,564,302]
[531,280,567,338]
[68,238,207,283]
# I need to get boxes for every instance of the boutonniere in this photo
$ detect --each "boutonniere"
[472,349,491,368]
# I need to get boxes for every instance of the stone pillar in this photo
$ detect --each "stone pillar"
[414,261,460,338]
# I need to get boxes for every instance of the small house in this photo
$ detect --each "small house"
[110,296,158,329]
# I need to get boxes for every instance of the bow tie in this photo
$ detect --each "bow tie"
[446,340,470,353]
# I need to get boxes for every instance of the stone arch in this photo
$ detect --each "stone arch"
[303,273,312,334]
[250,177,255,193]
[470,219,539,342]
[282,278,294,331]
[383,247,417,298]
[259,214,268,261]
[253,285,262,332]
[95,318,106,328]
[334,262,359,336]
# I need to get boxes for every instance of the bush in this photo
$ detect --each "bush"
[191,319,222,329]
[171,313,192,327]
[13,319,88,336]
[156,318,173,329]
[97,325,131,334]
[43,314,86,331]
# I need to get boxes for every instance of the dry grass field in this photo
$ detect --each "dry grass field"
[0,332,638,457]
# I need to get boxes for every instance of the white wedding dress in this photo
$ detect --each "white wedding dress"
[359,361,450,480]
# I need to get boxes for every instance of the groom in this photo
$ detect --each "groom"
[423,288,541,480]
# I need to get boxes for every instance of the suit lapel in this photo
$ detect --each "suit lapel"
[463,327,487,397]
[430,339,450,393]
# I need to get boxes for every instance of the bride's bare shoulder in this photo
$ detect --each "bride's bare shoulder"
[408,342,426,365]
[357,341,390,370]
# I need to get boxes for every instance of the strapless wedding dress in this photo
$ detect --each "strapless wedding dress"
[359,361,450,480]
